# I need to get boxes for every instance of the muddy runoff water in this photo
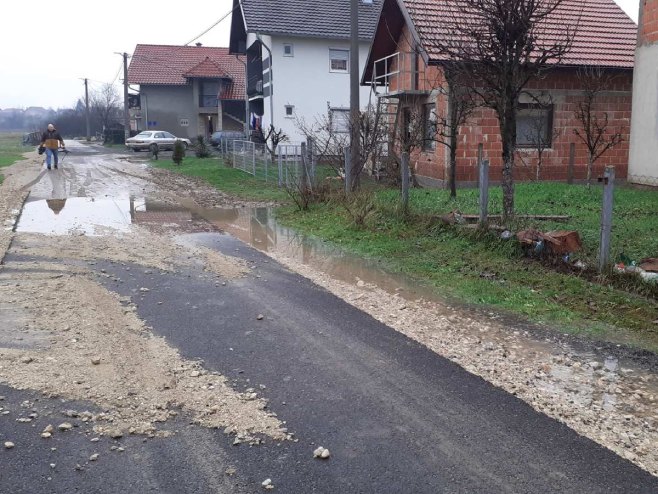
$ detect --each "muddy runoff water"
[15,195,658,475]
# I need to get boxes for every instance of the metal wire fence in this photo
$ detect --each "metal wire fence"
[228,140,317,187]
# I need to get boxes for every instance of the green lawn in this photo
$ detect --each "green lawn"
[277,183,658,351]
[151,156,289,203]
[0,133,27,184]
[149,155,658,351]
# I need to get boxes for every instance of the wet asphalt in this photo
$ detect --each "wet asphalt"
[3,231,658,493]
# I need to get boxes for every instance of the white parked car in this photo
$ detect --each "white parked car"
[125,131,191,152]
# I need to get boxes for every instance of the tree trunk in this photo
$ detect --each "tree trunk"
[501,107,516,222]
[449,139,457,198]
[586,153,593,187]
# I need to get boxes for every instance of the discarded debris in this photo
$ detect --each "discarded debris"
[440,210,466,226]
[517,229,582,256]
[313,446,331,459]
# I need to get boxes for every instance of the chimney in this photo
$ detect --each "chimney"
[628,0,658,185]
[196,42,203,47]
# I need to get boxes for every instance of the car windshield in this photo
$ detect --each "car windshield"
[135,132,153,138]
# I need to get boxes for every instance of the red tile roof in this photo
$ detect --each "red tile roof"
[403,0,637,69]
[184,57,231,79]
[128,44,245,100]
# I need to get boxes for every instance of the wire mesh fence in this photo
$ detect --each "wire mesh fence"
[229,140,317,187]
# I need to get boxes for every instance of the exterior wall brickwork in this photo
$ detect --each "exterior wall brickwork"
[640,0,658,45]
[390,27,633,184]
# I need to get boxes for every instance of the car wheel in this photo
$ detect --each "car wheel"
[182,142,189,150]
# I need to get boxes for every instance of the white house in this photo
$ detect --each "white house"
[229,0,383,143]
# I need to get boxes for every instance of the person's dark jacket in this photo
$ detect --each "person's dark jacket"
[41,130,64,150]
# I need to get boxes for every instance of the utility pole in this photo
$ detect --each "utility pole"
[122,52,130,142]
[349,0,360,192]
[84,78,90,141]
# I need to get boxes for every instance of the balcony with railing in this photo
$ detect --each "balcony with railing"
[371,52,432,98]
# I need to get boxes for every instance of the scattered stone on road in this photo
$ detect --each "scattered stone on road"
[58,422,73,431]
[91,357,101,365]
[89,453,99,461]
[313,446,331,459]
[21,356,33,364]
[262,478,273,489]
[257,314,264,320]
[43,424,54,434]
[4,441,15,449]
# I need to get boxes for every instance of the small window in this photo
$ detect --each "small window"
[330,108,350,133]
[423,103,437,151]
[283,43,294,57]
[154,132,165,139]
[329,49,349,73]
[516,103,554,147]
[285,105,294,118]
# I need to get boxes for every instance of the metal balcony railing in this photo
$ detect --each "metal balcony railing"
[371,52,431,97]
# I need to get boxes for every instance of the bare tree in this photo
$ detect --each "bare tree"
[429,0,576,221]
[435,70,477,198]
[90,83,122,132]
[261,124,289,163]
[573,66,624,186]
[297,103,387,189]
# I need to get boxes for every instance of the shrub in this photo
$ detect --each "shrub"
[194,135,210,158]
[172,140,185,166]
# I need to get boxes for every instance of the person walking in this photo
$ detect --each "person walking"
[40,124,65,170]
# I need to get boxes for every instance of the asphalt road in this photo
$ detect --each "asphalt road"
[2,231,657,493]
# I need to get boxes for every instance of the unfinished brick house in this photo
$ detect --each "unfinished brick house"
[362,0,637,186]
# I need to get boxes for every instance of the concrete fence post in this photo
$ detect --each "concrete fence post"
[598,166,615,273]
[344,146,352,195]
[476,143,483,187]
[278,152,283,188]
[478,159,490,227]
[301,142,308,188]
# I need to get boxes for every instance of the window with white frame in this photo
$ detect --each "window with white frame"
[283,43,294,57]
[330,108,350,133]
[329,49,349,73]
[285,105,294,118]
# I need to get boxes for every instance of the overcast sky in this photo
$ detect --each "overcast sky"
[0,0,641,110]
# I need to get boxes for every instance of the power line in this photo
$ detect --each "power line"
[183,3,240,46]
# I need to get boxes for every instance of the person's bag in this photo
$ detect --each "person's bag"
[37,145,45,155]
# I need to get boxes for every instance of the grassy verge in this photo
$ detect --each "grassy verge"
[151,156,289,203]
[277,183,658,351]
[0,133,27,185]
